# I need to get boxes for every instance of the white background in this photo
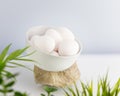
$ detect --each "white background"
[0,0,120,54]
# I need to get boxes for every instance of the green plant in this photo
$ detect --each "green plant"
[64,75,120,96]
[40,85,58,96]
[0,44,35,96]
[0,72,28,96]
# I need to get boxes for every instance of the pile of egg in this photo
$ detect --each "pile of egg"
[27,26,80,56]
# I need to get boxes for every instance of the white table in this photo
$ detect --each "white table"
[10,55,120,96]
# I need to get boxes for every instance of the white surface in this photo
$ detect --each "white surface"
[1,0,120,54]
[9,55,120,96]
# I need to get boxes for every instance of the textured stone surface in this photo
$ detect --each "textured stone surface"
[34,63,80,87]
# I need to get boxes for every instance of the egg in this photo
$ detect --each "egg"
[58,40,79,56]
[27,26,49,40]
[56,27,75,40]
[50,51,59,56]
[30,35,40,46]
[31,35,55,53]
[45,29,62,50]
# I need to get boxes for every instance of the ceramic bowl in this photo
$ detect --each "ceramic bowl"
[26,27,82,71]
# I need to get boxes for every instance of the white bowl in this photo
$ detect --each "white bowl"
[26,27,82,71]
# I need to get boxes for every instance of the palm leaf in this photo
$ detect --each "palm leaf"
[111,78,120,96]
[63,89,70,96]
[0,44,11,62]
[86,81,93,96]
[74,83,80,96]
[19,50,36,58]
[13,58,35,62]
[0,44,11,72]
[97,81,101,96]
[81,81,87,96]
[8,61,32,71]
[68,87,76,96]
[5,47,29,62]
[6,65,18,68]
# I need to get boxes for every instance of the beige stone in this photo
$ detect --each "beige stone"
[34,63,80,87]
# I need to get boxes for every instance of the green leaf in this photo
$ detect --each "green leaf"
[14,91,28,96]
[19,50,36,58]
[6,65,18,68]
[63,89,70,96]
[0,77,3,84]
[74,83,80,96]
[86,81,93,96]
[100,75,109,96]
[9,61,32,71]
[6,47,29,62]
[3,70,18,79]
[5,81,15,87]
[97,81,101,96]
[5,49,21,61]
[81,81,87,96]
[0,44,11,62]
[40,93,46,96]
[14,91,23,96]
[111,78,120,95]
[0,44,11,71]
[43,86,57,94]
[14,58,35,62]
[0,62,6,73]
[0,89,4,93]
[68,87,76,96]
[7,89,14,92]
[18,46,29,55]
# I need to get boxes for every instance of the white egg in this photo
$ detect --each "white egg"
[31,35,55,53]
[30,35,41,46]
[27,26,49,40]
[45,29,62,50]
[58,40,79,56]
[50,51,59,56]
[56,27,75,40]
